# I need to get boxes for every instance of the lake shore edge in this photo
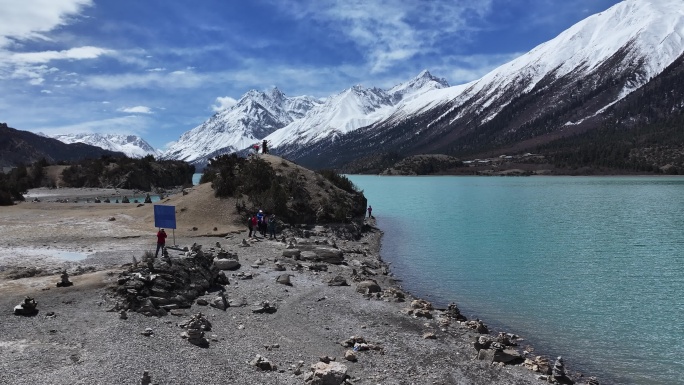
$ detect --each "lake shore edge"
[0,186,597,384]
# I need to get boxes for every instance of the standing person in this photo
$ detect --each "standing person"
[268,214,277,239]
[261,214,268,237]
[155,229,167,258]
[367,205,373,218]
[250,215,258,238]
[247,215,254,237]
[262,139,269,154]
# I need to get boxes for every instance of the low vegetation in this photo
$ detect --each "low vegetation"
[0,156,195,206]
[60,155,195,190]
[201,154,366,224]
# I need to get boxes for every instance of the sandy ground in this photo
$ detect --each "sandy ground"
[0,186,568,385]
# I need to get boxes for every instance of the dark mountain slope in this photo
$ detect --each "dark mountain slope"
[0,123,125,168]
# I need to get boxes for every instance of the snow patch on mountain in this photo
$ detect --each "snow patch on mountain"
[163,87,321,163]
[393,0,684,125]
[266,70,450,148]
[51,133,160,158]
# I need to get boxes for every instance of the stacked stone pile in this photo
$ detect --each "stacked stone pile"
[112,243,229,316]
[179,312,211,347]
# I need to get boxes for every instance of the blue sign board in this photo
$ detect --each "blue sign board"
[154,205,176,229]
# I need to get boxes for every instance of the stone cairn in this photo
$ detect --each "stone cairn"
[180,313,211,347]
[553,356,572,383]
[112,243,228,316]
[140,371,151,385]
[56,270,73,287]
[14,296,38,316]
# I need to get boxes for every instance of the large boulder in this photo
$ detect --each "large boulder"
[306,361,348,385]
[214,259,240,270]
[282,249,301,259]
[355,280,381,294]
[313,247,344,264]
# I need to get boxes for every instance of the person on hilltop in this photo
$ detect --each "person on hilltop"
[262,139,269,154]
[155,229,167,258]
[367,205,373,218]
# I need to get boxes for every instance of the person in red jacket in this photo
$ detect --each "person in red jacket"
[250,215,258,238]
[155,229,167,257]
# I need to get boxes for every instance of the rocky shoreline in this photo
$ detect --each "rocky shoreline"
[0,186,599,385]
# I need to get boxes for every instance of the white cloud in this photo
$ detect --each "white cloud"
[118,106,153,114]
[211,96,237,112]
[34,115,149,137]
[0,0,93,48]
[10,46,112,64]
[40,89,52,94]
[147,67,166,72]
[86,70,206,90]
[9,64,58,85]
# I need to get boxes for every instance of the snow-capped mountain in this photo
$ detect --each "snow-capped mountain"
[163,88,321,164]
[162,70,448,167]
[282,0,684,167]
[167,0,684,170]
[51,133,160,158]
[266,70,449,150]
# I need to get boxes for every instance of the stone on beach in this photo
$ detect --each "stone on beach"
[355,280,381,294]
[249,354,276,371]
[13,296,38,316]
[276,274,293,286]
[305,361,348,385]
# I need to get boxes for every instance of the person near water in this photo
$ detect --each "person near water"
[367,205,372,218]
[268,214,277,239]
[155,229,167,257]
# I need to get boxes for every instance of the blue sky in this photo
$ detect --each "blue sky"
[0,0,622,150]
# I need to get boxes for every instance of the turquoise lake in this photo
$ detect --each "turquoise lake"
[347,175,684,385]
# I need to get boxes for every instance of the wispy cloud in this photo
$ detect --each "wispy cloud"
[9,46,112,64]
[86,70,205,90]
[275,0,493,74]
[35,115,151,137]
[118,106,152,114]
[211,96,237,112]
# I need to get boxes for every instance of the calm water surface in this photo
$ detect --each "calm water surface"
[348,175,684,385]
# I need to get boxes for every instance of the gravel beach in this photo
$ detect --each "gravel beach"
[0,185,572,385]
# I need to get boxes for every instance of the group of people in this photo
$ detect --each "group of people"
[155,205,370,256]
[251,140,270,155]
[248,209,277,239]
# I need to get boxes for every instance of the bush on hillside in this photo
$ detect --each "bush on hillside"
[203,154,366,224]
[61,156,195,190]
[0,163,37,205]
[316,169,359,194]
